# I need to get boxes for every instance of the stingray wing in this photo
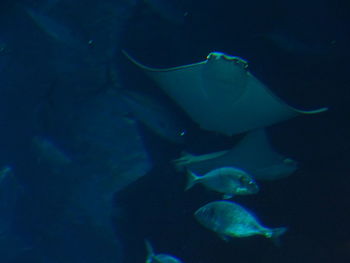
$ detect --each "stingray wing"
[174,129,298,180]
[123,51,327,135]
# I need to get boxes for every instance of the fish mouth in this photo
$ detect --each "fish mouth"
[248,184,260,194]
[245,179,260,194]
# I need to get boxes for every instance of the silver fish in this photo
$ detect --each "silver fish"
[185,167,259,199]
[195,201,287,243]
[145,240,183,263]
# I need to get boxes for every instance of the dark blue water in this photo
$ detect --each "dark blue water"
[0,0,349,262]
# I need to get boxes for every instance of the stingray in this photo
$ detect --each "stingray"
[123,51,327,136]
[174,129,298,181]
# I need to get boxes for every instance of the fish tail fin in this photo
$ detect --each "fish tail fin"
[269,227,287,247]
[185,170,200,191]
[144,239,155,263]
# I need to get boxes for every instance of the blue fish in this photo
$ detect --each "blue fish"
[185,166,259,199]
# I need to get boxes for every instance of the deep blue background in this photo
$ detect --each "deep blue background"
[1,0,350,262]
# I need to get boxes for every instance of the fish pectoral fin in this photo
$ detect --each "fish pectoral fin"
[222,194,233,199]
[235,187,248,194]
[218,234,231,242]
[121,113,137,124]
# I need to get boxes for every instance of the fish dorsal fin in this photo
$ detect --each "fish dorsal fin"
[145,239,155,263]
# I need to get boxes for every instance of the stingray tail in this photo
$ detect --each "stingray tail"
[185,170,200,191]
[269,227,287,246]
[144,239,155,263]
[172,151,195,171]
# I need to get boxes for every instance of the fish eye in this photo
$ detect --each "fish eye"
[239,176,246,183]
[179,130,186,136]
[239,176,256,186]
